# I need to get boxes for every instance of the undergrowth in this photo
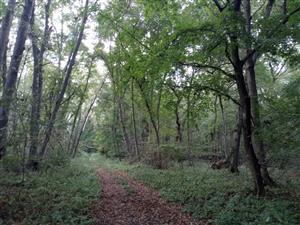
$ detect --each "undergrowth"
[0,152,100,225]
[91,153,300,225]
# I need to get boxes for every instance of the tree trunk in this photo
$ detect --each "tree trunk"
[118,96,132,154]
[230,106,242,173]
[212,95,218,152]
[72,77,106,157]
[136,80,160,147]
[219,96,228,157]
[186,71,195,147]
[71,108,82,157]
[245,56,275,185]
[0,0,34,160]
[39,0,89,159]
[28,0,52,169]
[233,57,264,196]
[0,0,16,87]
[224,0,265,196]
[131,79,140,158]
[156,74,166,144]
[67,59,93,154]
[175,100,183,143]
[243,0,274,185]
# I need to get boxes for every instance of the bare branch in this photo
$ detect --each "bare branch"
[178,61,235,79]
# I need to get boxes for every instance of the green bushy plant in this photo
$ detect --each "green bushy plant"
[0,154,23,173]
[0,156,100,225]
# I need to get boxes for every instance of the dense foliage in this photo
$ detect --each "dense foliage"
[0,153,100,224]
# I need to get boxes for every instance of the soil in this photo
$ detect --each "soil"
[93,168,206,225]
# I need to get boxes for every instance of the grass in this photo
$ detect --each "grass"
[90,153,300,225]
[0,152,100,225]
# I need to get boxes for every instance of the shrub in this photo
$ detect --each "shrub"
[0,157,100,225]
[0,154,23,173]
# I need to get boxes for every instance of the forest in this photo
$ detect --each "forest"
[0,0,299,224]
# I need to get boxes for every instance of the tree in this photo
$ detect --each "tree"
[39,0,90,159]
[28,0,52,168]
[0,0,16,87]
[0,0,34,159]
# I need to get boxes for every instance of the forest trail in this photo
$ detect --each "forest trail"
[93,168,205,225]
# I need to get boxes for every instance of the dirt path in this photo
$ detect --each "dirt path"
[93,168,205,225]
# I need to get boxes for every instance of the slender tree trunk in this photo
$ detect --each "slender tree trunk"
[156,74,166,143]
[0,0,16,87]
[212,95,218,153]
[67,59,93,154]
[186,72,195,146]
[72,77,107,157]
[137,81,160,147]
[230,106,242,173]
[39,0,89,159]
[28,0,52,168]
[219,96,228,157]
[10,47,30,141]
[175,99,183,143]
[186,87,192,164]
[0,0,34,160]
[131,79,139,158]
[71,109,82,157]
[100,52,125,154]
[187,92,191,144]
[243,0,274,185]
[118,96,132,154]
[170,85,183,143]
[112,86,119,152]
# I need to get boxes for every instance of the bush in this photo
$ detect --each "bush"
[42,149,70,169]
[0,157,100,225]
[0,154,23,173]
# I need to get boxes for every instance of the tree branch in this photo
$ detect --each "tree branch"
[178,61,235,79]
[212,0,227,12]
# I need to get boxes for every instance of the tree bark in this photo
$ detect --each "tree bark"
[0,0,16,87]
[230,106,242,173]
[131,79,140,158]
[219,96,228,157]
[0,0,34,160]
[175,101,183,143]
[39,0,89,159]
[212,95,218,152]
[118,96,132,154]
[186,72,196,165]
[170,84,183,143]
[156,74,166,144]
